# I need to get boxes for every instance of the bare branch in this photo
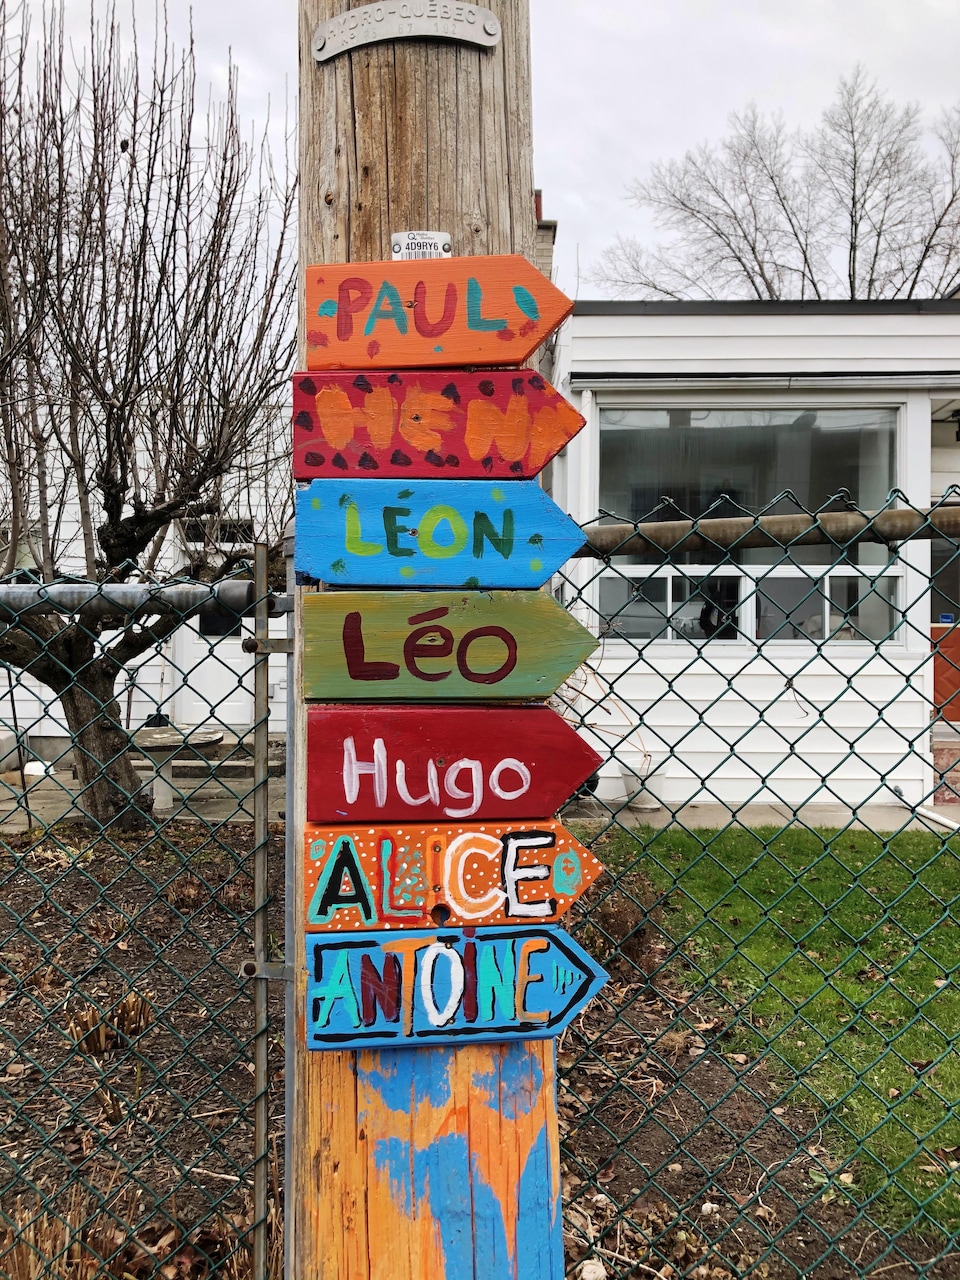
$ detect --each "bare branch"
[596,66,960,301]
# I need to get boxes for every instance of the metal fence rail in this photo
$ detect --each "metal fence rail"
[1,500,960,1280]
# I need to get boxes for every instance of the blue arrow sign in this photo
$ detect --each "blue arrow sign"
[305,925,608,1051]
[295,478,585,588]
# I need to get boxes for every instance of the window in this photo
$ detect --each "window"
[596,405,901,644]
[182,517,255,547]
[600,406,896,565]
[932,536,960,624]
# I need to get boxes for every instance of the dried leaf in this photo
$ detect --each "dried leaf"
[579,1262,607,1280]
[693,1018,723,1033]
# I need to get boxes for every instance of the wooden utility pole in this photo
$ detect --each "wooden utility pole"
[292,5,569,1279]
[298,1,537,265]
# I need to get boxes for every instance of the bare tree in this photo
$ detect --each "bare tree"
[595,69,960,300]
[0,2,297,828]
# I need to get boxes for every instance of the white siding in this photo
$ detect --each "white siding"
[551,303,954,811]
[567,309,960,379]
[590,645,932,809]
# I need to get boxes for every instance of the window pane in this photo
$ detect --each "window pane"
[755,577,823,640]
[599,576,669,640]
[672,577,740,641]
[199,608,243,638]
[828,578,898,642]
[599,406,896,566]
[932,537,960,624]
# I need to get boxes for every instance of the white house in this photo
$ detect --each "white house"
[549,300,960,811]
[9,296,960,818]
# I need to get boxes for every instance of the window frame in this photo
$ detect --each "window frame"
[597,561,905,646]
[559,387,926,653]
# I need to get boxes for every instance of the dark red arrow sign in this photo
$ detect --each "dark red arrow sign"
[306,704,602,823]
[292,369,585,480]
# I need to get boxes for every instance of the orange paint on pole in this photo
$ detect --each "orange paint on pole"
[357,1044,561,1277]
[304,255,573,370]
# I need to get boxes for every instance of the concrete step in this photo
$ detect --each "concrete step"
[131,757,285,780]
[127,736,286,784]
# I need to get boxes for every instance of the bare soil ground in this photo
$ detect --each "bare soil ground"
[0,822,286,1278]
[1,823,956,1279]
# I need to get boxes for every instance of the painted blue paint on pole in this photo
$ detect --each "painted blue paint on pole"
[294,478,585,587]
[305,925,607,1051]
[357,1045,565,1278]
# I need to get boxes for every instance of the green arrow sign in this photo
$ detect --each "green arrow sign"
[302,589,598,702]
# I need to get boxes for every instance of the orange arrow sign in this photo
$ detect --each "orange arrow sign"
[303,820,604,931]
[304,255,573,370]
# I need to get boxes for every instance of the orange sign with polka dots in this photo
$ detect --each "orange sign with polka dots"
[303,820,603,931]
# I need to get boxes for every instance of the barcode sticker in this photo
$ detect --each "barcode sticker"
[391,230,452,260]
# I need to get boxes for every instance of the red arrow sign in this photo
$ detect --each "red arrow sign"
[304,255,573,370]
[292,368,585,480]
[306,705,602,823]
[304,820,604,930]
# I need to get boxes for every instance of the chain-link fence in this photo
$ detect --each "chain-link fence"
[557,494,960,1280]
[2,501,960,1280]
[0,559,287,1280]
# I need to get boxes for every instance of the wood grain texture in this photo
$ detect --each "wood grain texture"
[292,368,585,480]
[294,5,560,1275]
[299,1043,564,1279]
[303,818,605,927]
[305,925,608,1049]
[298,1,536,265]
[301,588,599,702]
[294,478,584,587]
[304,256,572,370]
[305,704,603,823]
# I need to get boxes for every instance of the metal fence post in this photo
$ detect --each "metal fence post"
[252,545,270,1280]
[283,518,296,1280]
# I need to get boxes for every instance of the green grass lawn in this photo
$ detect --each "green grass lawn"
[591,824,960,1232]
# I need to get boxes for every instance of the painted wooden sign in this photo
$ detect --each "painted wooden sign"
[304,255,573,370]
[305,925,608,1050]
[292,369,585,480]
[303,820,604,930]
[301,589,598,702]
[295,478,584,588]
[306,705,602,823]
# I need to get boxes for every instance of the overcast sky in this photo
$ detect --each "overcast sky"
[53,0,960,296]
